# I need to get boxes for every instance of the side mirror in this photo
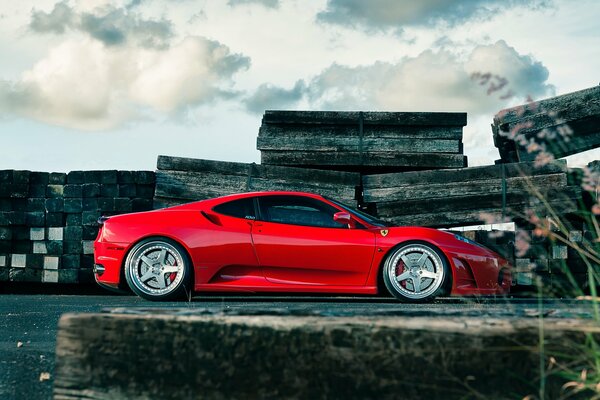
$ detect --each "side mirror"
[333,211,352,226]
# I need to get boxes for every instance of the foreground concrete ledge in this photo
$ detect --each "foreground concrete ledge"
[54,310,600,400]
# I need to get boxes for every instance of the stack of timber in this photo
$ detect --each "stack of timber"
[154,155,360,208]
[0,169,155,284]
[257,111,468,173]
[457,229,595,290]
[361,160,580,228]
[492,85,600,163]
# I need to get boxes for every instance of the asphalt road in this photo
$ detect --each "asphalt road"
[1,287,599,400]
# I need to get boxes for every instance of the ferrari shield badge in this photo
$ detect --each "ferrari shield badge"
[380,229,388,237]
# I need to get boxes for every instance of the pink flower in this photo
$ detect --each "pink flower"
[515,230,531,257]
[534,151,554,167]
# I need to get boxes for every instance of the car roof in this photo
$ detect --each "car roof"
[167,191,328,210]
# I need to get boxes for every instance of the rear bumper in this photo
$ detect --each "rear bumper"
[93,240,129,288]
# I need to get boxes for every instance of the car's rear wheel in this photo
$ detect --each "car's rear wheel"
[382,242,450,302]
[124,238,192,301]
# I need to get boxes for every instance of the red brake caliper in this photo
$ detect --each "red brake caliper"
[396,259,407,288]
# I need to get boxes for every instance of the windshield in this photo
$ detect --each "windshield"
[325,197,390,228]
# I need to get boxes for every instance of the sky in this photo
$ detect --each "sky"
[0,0,598,172]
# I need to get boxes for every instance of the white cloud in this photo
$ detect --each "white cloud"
[248,40,553,116]
[244,40,553,155]
[0,36,249,130]
[317,0,552,32]
[228,0,280,9]
[29,1,174,48]
[244,80,305,113]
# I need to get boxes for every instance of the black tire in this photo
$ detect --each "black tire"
[124,237,192,301]
[382,241,451,303]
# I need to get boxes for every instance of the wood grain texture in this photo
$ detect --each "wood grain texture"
[154,156,360,207]
[53,311,599,400]
[362,160,566,188]
[257,136,461,153]
[263,110,467,126]
[258,124,464,139]
[261,151,467,169]
[493,86,600,162]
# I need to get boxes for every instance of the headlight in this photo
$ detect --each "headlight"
[454,234,480,247]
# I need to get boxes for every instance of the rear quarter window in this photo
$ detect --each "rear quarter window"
[213,198,255,219]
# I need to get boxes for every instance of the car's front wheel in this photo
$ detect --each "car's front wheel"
[382,242,450,302]
[124,238,192,301]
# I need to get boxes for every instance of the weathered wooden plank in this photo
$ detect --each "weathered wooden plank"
[157,156,360,185]
[494,86,600,126]
[261,151,467,169]
[364,174,566,203]
[155,174,356,204]
[257,136,461,153]
[263,110,467,126]
[258,124,464,139]
[384,198,579,228]
[493,86,600,162]
[53,311,600,400]
[362,160,566,189]
[374,187,580,217]
[512,117,600,161]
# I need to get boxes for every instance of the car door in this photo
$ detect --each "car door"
[251,195,376,286]
[191,197,263,285]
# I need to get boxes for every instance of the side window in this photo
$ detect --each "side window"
[258,196,345,228]
[213,198,255,220]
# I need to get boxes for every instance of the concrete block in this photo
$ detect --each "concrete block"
[28,184,47,198]
[49,172,67,184]
[47,227,64,241]
[82,183,100,198]
[11,254,26,268]
[33,241,48,254]
[30,227,45,241]
[46,185,64,198]
[0,255,6,267]
[46,212,64,227]
[64,184,83,198]
[26,254,44,269]
[30,172,49,185]
[42,269,58,283]
[552,245,568,259]
[63,241,82,254]
[67,171,85,184]
[25,212,45,227]
[45,198,64,213]
[64,199,82,214]
[0,227,11,240]
[82,241,95,255]
[64,226,83,241]
[44,256,59,270]
[59,269,79,283]
[61,255,80,269]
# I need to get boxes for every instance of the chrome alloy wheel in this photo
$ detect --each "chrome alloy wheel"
[127,241,185,297]
[384,243,445,301]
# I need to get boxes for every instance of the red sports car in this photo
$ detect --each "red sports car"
[94,191,512,301]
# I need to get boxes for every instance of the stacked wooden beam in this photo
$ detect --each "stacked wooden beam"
[361,160,580,228]
[0,170,155,284]
[154,155,360,208]
[258,111,467,173]
[492,86,600,163]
